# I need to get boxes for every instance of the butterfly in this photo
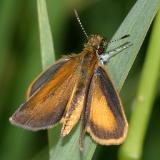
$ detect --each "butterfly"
[9,10,131,150]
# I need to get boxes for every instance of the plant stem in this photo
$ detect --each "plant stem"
[118,10,160,160]
[37,0,55,69]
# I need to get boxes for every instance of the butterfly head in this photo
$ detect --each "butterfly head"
[84,34,107,55]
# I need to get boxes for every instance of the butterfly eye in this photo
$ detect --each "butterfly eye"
[97,46,105,55]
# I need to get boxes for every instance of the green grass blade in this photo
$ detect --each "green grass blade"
[37,0,56,158]
[37,0,55,68]
[107,0,160,90]
[118,10,160,160]
[47,0,160,160]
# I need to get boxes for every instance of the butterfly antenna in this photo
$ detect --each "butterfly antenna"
[74,9,88,39]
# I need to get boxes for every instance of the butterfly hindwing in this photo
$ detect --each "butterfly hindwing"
[10,55,81,131]
[85,66,128,145]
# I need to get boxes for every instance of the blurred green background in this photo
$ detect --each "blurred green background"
[0,0,159,160]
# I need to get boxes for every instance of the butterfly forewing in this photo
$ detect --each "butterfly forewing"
[85,66,128,145]
[10,55,81,130]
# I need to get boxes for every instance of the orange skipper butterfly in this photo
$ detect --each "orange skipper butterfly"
[9,9,131,150]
